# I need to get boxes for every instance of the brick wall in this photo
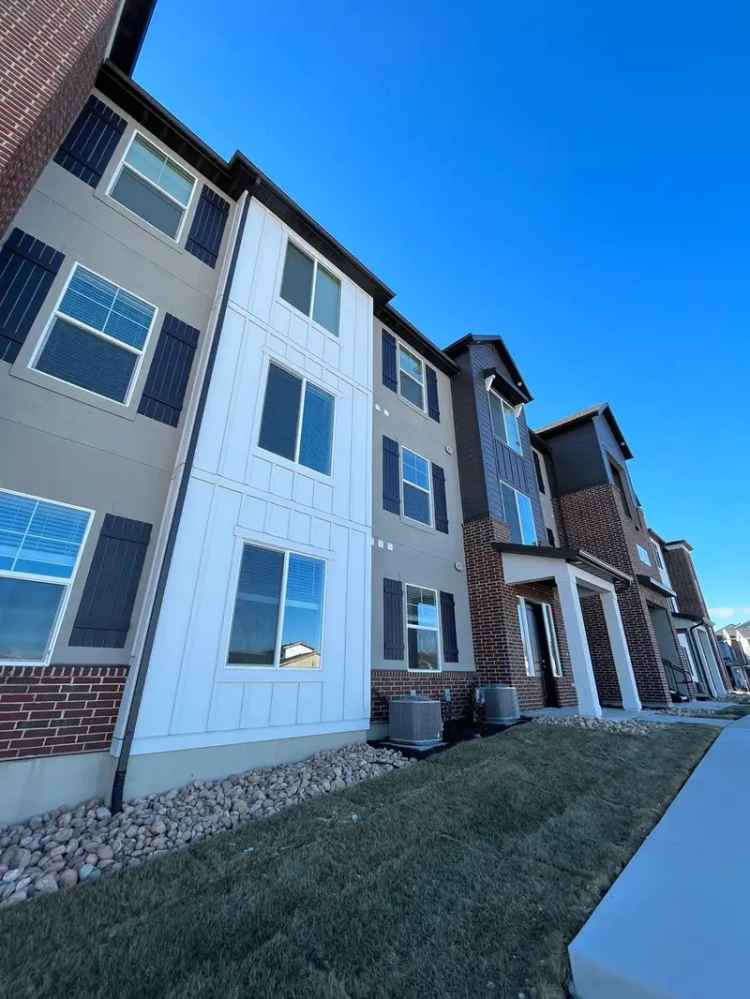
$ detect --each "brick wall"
[0,0,119,237]
[371,671,478,727]
[0,665,127,760]
[462,515,577,711]
[556,483,673,707]
[663,546,708,620]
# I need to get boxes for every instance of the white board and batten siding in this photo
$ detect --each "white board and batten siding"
[132,199,374,756]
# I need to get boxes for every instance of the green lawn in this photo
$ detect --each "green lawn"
[0,723,715,999]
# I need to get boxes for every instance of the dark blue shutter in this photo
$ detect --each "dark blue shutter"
[383,578,404,660]
[383,436,401,514]
[138,314,200,427]
[382,329,397,392]
[440,592,459,662]
[426,367,440,422]
[70,515,152,648]
[432,463,448,533]
[186,186,230,268]
[53,95,126,188]
[0,229,64,363]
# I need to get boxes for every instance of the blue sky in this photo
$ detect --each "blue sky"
[135,1,749,622]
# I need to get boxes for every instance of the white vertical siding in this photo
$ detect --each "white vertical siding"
[133,200,373,755]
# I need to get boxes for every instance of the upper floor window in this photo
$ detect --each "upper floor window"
[532,449,546,493]
[501,482,537,545]
[32,264,156,404]
[258,363,334,475]
[406,584,440,671]
[398,345,425,410]
[402,448,432,526]
[489,390,522,454]
[609,459,632,518]
[637,544,652,566]
[227,543,325,669]
[0,490,91,663]
[280,242,341,336]
[110,134,196,240]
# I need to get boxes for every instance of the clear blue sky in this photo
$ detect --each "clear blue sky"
[135,1,749,623]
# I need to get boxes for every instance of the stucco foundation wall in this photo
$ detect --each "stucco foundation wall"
[0,749,114,826]
[124,730,367,800]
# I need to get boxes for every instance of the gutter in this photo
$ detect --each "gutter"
[110,189,253,812]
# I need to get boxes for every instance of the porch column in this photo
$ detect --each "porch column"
[600,589,642,711]
[555,568,602,718]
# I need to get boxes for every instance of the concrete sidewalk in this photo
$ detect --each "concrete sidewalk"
[569,716,750,998]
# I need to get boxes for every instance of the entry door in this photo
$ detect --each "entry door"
[678,633,708,697]
[525,601,559,707]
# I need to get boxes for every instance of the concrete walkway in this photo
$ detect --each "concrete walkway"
[569,714,750,998]
[526,703,737,728]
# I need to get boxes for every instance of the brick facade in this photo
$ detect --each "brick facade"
[462,516,578,711]
[370,671,478,727]
[0,665,127,760]
[663,546,708,620]
[556,483,674,707]
[0,0,119,237]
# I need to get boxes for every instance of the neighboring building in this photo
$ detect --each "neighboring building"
[718,626,750,690]
[648,532,729,698]
[0,0,154,238]
[536,404,686,708]
[446,339,641,717]
[370,307,475,737]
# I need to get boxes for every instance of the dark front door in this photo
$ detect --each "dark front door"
[525,601,559,707]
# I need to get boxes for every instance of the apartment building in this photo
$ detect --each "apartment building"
[370,308,475,737]
[535,404,688,708]
[647,531,729,698]
[446,339,640,717]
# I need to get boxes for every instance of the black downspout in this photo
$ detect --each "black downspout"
[111,190,254,813]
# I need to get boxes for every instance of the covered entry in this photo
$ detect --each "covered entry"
[496,542,642,718]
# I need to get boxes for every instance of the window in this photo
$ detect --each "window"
[546,528,556,547]
[637,544,652,566]
[406,584,440,671]
[501,482,537,545]
[32,265,156,404]
[0,490,91,663]
[489,390,522,453]
[532,449,546,493]
[609,459,632,518]
[258,363,334,475]
[279,241,341,336]
[542,604,563,677]
[397,345,425,410]
[402,448,432,525]
[110,134,195,239]
[227,544,325,669]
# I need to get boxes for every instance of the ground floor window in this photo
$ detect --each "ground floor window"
[406,584,440,671]
[0,490,91,663]
[227,543,325,669]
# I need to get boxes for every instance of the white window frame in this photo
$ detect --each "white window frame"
[517,597,534,676]
[637,544,652,566]
[278,238,342,338]
[107,130,197,243]
[501,480,537,545]
[488,387,523,455]
[257,359,336,478]
[29,262,158,407]
[223,540,327,673]
[397,343,427,413]
[405,582,442,673]
[401,446,433,528]
[0,488,93,667]
[542,603,563,678]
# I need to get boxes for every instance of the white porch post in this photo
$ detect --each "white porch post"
[555,568,602,718]
[600,589,642,711]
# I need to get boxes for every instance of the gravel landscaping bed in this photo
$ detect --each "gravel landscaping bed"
[531,715,658,736]
[0,743,413,908]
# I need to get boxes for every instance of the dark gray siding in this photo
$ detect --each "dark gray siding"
[451,342,545,541]
[543,421,608,495]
